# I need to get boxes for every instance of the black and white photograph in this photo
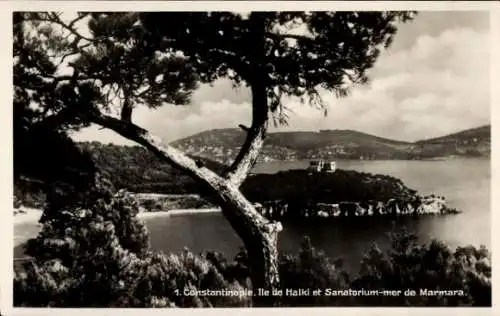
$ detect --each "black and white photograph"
[9,2,495,310]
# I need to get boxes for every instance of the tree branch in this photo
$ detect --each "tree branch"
[68,13,90,29]
[224,13,270,187]
[54,42,93,67]
[45,12,95,43]
[87,111,223,184]
[134,85,151,98]
[224,95,268,187]
[45,74,103,84]
[32,108,77,130]
[208,48,244,60]
[35,106,224,190]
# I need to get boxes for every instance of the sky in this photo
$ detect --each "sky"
[71,11,491,145]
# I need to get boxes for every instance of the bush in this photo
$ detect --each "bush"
[216,232,491,307]
[25,174,150,261]
[278,236,350,306]
[15,174,151,306]
[350,229,491,306]
[14,174,249,308]
[130,249,252,307]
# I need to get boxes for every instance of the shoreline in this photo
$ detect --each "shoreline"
[250,156,490,165]
[138,208,221,218]
[14,207,222,224]
[13,208,221,248]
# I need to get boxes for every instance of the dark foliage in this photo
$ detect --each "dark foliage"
[79,142,225,195]
[138,11,415,122]
[278,236,351,306]
[241,169,418,204]
[348,230,491,306]
[15,223,491,307]
[15,11,416,131]
[135,194,215,212]
[14,12,200,122]
[14,12,99,208]
[13,124,97,208]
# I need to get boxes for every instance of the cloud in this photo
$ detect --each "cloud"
[73,13,490,144]
[137,99,252,142]
[277,26,490,141]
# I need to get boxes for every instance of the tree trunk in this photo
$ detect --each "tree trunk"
[221,204,280,306]
[245,224,280,306]
[204,179,282,306]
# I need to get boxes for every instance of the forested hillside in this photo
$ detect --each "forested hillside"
[78,142,226,194]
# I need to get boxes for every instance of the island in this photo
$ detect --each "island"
[129,168,460,220]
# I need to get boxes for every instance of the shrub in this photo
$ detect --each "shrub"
[25,174,150,261]
[224,231,491,307]
[15,174,151,306]
[350,229,491,306]
[14,174,249,308]
[278,236,350,306]
[132,249,252,307]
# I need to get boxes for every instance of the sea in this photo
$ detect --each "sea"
[145,158,491,273]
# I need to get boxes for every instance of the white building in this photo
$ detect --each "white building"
[307,160,336,174]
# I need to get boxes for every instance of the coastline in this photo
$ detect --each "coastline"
[137,208,221,218]
[14,207,221,223]
[13,207,221,248]
[248,156,490,166]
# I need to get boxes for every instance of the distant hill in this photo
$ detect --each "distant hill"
[171,125,490,163]
[417,125,490,144]
[412,125,490,159]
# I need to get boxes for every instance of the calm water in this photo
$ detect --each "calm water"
[145,158,491,273]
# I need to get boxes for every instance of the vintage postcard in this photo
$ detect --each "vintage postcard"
[2,1,498,315]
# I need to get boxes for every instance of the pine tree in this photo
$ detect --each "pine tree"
[14,11,415,305]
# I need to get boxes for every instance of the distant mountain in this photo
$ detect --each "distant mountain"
[171,125,490,163]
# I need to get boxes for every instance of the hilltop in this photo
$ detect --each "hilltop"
[171,125,490,163]
[414,125,490,158]
[417,125,490,144]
